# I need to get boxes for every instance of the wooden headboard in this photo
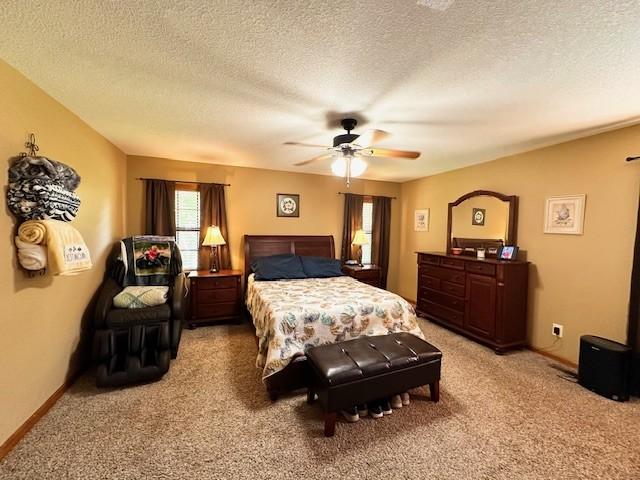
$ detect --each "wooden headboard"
[243,235,335,283]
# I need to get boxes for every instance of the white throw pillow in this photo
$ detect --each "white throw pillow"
[113,286,169,309]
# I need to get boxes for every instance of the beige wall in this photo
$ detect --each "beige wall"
[0,60,126,445]
[126,156,402,290]
[398,124,640,363]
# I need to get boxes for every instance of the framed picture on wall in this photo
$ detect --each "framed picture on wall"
[276,193,300,217]
[544,194,586,235]
[414,209,430,231]
[472,208,486,226]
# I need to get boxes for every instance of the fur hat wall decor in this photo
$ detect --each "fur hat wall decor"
[7,134,82,222]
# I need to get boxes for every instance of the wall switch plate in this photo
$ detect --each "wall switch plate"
[552,323,564,338]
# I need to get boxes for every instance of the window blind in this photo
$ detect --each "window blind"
[175,189,200,270]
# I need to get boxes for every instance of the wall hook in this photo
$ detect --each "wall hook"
[20,133,40,157]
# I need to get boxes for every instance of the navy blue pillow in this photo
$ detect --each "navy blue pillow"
[251,254,306,281]
[299,256,344,278]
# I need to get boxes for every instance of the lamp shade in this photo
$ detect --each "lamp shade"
[351,229,369,246]
[202,225,226,246]
[330,155,368,178]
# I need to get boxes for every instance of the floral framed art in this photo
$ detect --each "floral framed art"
[543,194,586,235]
[276,193,300,217]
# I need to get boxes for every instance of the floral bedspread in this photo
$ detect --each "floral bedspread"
[246,274,425,380]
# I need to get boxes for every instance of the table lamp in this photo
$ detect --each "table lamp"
[202,225,226,272]
[351,229,369,266]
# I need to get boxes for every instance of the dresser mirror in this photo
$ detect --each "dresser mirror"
[447,190,518,257]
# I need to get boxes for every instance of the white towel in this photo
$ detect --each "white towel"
[17,220,92,275]
[15,236,47,271]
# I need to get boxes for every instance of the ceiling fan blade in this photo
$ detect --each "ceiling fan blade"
[365,148,420,159]
[351,129,390,148]
[283,141,328,148]
[294,153,332,166]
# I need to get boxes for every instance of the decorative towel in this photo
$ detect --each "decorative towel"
[118,236,182,286]
[14,236,47,271]
[113,286,169,309]
[18,220,92,275]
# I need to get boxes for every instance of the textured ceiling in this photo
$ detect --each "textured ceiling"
[1,1,640,182]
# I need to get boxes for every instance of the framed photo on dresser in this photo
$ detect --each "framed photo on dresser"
[497,245,519,261]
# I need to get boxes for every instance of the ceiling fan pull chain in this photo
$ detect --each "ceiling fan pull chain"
[346,157,352,188]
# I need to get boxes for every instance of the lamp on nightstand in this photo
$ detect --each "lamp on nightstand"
[351,229,369,266]
[202,225,226,273]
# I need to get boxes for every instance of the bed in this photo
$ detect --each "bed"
[243,235,424,400]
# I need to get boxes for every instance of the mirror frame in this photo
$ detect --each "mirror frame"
[447,190,519,254]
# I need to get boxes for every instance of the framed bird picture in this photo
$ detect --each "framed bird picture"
[544,195,586,235]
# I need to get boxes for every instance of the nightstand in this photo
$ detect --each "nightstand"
[187,270,243,328]
[342,264,382,288]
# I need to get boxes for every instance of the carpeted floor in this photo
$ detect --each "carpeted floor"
[2,319,639,479]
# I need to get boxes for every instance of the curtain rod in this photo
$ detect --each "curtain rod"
[337,192,397,200]
[136,177,230,187]
[627,156,640,162]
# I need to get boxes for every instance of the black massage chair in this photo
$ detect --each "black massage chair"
[92,243,186,387]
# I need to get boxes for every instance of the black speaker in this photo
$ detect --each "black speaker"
[578,335,631,402]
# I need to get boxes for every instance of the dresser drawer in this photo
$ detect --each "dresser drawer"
[420,275,441,291]
[196,276,238,289]
[195,301,239,319]
[197,287,238,304]
[440,257,465,270]
[420,300,464,326]
[465,262,496,276]
[421,265,465,285]
[418,254,440,266]
[420,288,465,312]
[354,269,380,281]
[440,280,465,297]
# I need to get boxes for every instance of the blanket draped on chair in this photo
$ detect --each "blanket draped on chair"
[116,236,182,287]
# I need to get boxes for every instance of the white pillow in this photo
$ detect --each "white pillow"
[113,286,169,309]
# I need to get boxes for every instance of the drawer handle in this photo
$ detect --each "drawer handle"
[498,282,505,287]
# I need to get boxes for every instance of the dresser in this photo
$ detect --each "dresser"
[342,264,382,288]
[416,252,528,353]
[187,270,243,328]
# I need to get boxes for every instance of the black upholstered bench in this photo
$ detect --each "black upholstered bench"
[306,332,442,437]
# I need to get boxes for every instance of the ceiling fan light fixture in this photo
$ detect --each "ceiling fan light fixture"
[330,155,367,178]
[330,156,347,177]
[350,157,367,177]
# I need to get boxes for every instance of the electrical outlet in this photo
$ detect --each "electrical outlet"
[552,323,563,338]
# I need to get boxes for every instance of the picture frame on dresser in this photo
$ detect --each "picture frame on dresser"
[497,246,519,260]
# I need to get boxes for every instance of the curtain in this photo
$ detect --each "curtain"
[198,183,231,271]
[628,190,640,394]
[340,193,363,262]
[372,196,392,289]
[144,180,176,236]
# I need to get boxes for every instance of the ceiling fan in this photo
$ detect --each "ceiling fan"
[284,118,421,186]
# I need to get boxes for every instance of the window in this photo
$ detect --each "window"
[175,188,200,270]
[361,200,373,265]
